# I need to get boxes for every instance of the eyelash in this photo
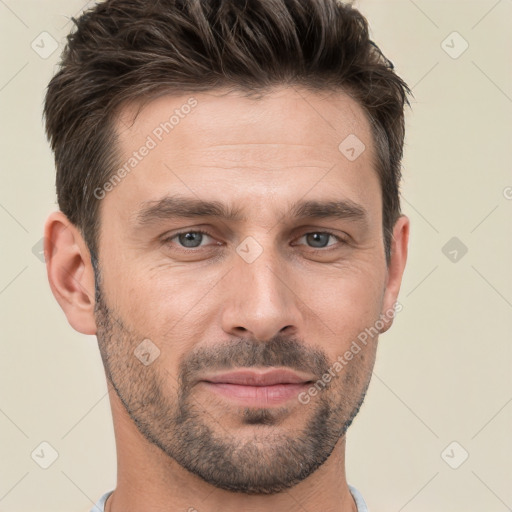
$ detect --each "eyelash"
[162,229,348,252]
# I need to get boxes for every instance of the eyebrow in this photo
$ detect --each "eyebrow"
[134,194,369,227]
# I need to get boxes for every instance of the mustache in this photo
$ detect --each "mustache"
[178,336,330,389]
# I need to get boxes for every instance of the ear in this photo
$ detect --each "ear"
[44,211,97,335]
[379,215,410,334]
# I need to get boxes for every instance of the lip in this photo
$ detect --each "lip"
[199,368,314,406]
[201,368,314,386]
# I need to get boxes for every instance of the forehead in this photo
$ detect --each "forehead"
[108,86,380,222]
[116,86,373,158]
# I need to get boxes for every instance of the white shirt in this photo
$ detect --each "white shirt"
[90,485,369,511]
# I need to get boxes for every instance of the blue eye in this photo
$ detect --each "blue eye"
[298,232,340,249]
[166,230,213,248]
[162,230,346,251]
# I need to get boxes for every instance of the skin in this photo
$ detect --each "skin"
[45,86,409,512]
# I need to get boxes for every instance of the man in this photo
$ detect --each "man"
[43,0,411,510]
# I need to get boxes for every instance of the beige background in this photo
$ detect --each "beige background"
[0,0,511,511]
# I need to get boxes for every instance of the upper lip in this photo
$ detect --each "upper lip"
[201,368,314,386]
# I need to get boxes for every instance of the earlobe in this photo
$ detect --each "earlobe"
[44,211,98,335]
[379,215,410,335]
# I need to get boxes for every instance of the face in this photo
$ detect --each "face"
[93,86,400,494]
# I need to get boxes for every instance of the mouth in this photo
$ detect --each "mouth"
[199,368,314,406]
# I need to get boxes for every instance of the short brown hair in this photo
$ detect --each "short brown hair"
[44,0,412,265]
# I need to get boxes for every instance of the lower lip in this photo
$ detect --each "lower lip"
[201,382,310,406]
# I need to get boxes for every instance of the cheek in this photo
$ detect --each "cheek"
[110,265,212,343]
[305,265,385,350]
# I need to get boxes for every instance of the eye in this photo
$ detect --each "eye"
[295,231,346,250]
[162,229,347,252]
[163,229,216,249]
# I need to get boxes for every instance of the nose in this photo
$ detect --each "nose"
[220,241,303,342]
